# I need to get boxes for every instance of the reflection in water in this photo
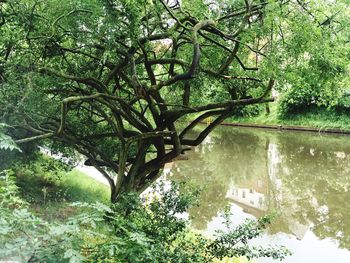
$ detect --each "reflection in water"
[168,126,350,262]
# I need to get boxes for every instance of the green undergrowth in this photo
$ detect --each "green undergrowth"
[229,104,350,131]
[1,153,291,262]
[13,156,109,221]
[1,171,291,262]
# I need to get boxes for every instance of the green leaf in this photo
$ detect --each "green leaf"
[64,248,84,263]
[0,124,21,152]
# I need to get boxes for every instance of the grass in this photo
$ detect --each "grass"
[228,103,350,131]
[15,160,110,221]
[61,169,110,203]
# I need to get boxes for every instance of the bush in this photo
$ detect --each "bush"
[277,86,318,118]
[237,104,264,118]
[277,87,350,119]
[334,93,350,113]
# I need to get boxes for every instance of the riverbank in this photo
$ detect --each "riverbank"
[217,122,350,135]
[13,158,109,220]
[223,106,350,135]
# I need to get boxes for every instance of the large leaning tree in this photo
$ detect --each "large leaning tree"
[1,0,347,202]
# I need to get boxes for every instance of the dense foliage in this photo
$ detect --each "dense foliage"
[272,0,350,117]
[0,171,291,262]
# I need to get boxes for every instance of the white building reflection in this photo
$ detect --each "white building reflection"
[225,142,311,240]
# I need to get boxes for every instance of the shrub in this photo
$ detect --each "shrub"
[334,93,350,113]
[277,86,318,118]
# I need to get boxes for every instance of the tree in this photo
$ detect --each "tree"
[1,0,348,202]
[0,0,276,202]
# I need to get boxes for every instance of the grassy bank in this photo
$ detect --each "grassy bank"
[228,104,350,131]
[14,159,109,221]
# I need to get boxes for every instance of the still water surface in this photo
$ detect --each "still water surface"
[167,126,350,263]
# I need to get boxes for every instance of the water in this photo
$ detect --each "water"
[167,125,350,263]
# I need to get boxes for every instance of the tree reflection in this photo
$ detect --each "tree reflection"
[169,126,350,250]
[275,132,350,249]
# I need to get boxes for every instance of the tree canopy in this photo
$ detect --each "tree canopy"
[1,0,349,202]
